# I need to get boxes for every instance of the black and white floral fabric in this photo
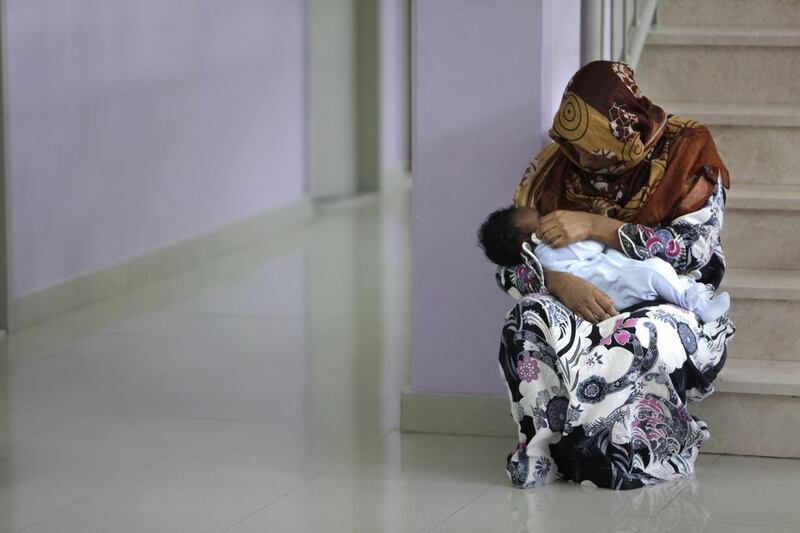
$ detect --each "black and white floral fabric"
[496,178,735,490]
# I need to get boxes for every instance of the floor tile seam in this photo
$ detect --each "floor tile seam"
[0,397,129,456]
[101,311,375,335]
[647,478,695,520]
[28,423,221,529]
[174,310,306,321]
[109,354,300,392]
[82,407,340,425]
[7,331,197,410]
[423,477,506,533]
[77,353,209,415]
[7,332,147,373]
[1,410,224,454]
[702,519,799,530]
[694,475,800,488]
[217,453,354,533]
[0,413,65,453]
[646,479,800,528]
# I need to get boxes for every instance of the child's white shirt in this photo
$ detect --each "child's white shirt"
[531,238,728,320]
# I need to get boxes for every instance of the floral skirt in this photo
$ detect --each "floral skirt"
[498,294,735,490]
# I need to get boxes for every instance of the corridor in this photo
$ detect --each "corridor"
[0,191,797,532]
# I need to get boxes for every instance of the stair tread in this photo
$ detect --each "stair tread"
[721,267,800,300]
[661,101,800,127]
[715,358,800,396]
[650,25,800,46]
[725,183,800,211]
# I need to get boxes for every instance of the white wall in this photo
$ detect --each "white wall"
[380,0,409,181]
[306,0,358,199]
[6,0,306,297]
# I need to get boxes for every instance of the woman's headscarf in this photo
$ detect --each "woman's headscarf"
[513,61,730,225]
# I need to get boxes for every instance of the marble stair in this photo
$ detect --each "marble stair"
[636,0,800,457]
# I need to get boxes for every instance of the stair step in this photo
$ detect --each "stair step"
[714,358,800,396]
[637,29,800,105]
[402,358,800,458]
[649,26,800,47]
[719,268,800,362]
[721,184,800,270]
[726,183,800,211]
[722,267,800,301]
[658,103,800,186]
[663,102,800,128]
[691,358,800,457]
[657,0,800,30]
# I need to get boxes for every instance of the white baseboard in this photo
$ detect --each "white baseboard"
[8,199,314,332]
[400,389,800,458]
[381,166,411,193]
[400,389,516,437]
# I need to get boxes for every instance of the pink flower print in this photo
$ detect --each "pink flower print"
[600,317,638,346]
[644,228,681,259]
[601,330,631,346]
[664,238,681,257]
[676,407,692,423]
[584,352,604,367]
[517,355,540,382]
[613,330,631,344]
[515,264,533,288]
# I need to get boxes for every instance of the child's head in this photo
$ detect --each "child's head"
[477,206,540,267]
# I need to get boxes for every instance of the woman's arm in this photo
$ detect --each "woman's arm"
[495,249,549,299]
[537,176,727,269]
[616,177,726,276]
[588,216,625,251]
[495,257,617,323]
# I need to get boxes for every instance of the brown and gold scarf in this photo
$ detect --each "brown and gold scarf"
[513,61,730,226]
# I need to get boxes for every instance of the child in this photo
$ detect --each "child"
[477,206,731,322]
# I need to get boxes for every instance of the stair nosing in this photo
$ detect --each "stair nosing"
[661,102,800,128]
[725,184,800,212]
[714,359,800,397]
[649,26,800,47]
[720,267,800,302]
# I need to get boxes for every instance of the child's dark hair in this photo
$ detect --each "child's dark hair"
[477,206,527,267]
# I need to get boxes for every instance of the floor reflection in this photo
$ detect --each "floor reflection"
[0,190,799,532]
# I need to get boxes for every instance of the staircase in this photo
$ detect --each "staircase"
[636,0,800,457]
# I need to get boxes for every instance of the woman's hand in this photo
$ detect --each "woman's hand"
[538,211,599,248]
[538,210,625,251]
[545,270,618,324]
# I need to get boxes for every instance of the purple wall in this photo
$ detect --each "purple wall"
[411,0,543,395]
[6,0,306,296]
[541,1,582,145]
[410,0,581,395]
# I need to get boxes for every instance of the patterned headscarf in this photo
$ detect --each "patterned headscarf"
[514,61,730,225]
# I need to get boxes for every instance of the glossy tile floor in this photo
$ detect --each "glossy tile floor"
[1,190,800,532]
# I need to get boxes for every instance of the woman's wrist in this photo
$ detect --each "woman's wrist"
[589,214,625,251]
[544,269,570,294]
